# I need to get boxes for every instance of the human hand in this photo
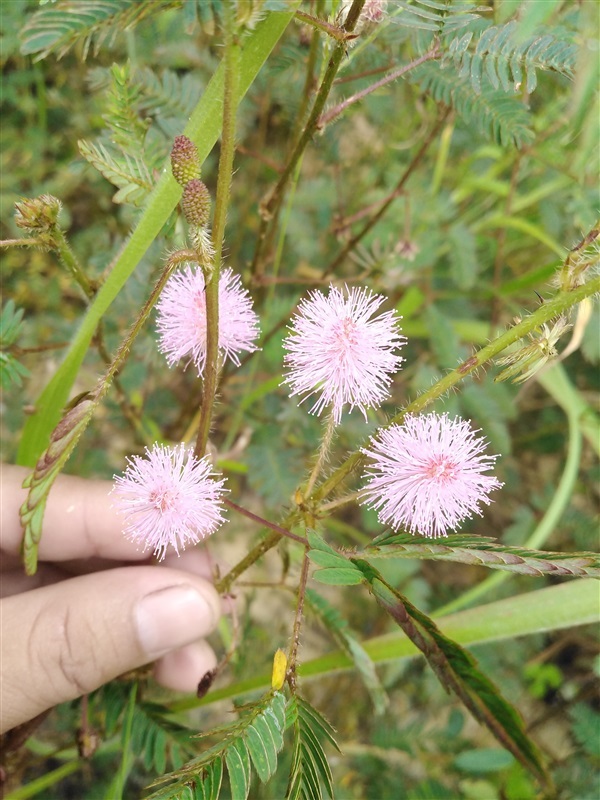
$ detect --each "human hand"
[1,465,221,734]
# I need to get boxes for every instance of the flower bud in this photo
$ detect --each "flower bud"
[15,194,62,232]
[171,135,201,186]
[182,179,211,228]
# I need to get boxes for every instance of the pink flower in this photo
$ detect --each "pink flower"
[112,443,227,559]
[282,285,405,424]
[361,413,502,538]
[156,266,260,375]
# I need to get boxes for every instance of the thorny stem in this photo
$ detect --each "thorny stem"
[194,1,240,459]
[323,110,449,278]
[213,275,600,592]
[251,0,366,280]
[318,47,441,129]
[304,412,337,498]
[287,546,311,692]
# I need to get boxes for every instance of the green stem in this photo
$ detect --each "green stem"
[294,9,350,42]
[304,412,337,498]
[287,546,311,692]
[318,47,441,129]
[195,1,240,459]
[215,529,283,595]
[312,276,600,502]
[52,226,95,299]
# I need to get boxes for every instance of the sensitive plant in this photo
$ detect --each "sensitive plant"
[2,0,599,798]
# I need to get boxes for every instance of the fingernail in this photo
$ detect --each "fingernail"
[135,584,217,658]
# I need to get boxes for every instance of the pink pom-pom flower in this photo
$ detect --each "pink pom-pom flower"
[361,413,502,538]
[282,285,405,424]
[112,443,227,560]
[156,266,260,376]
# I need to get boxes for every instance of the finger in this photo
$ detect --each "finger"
[1,464,144,561]
[1,566,221,734]
[154,640,218,693]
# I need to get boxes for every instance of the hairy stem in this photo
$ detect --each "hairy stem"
[318,47,441,129]
[195,1,240,459]
[304,412,337,498]
[52,226,96,299]
[287,547,311,692]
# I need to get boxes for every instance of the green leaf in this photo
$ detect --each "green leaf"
[312,567,364,586]
[20,0,180,60]
[17,6,301,468]
[244,722,273,783]
[395,0,483,34]
[352,559,550,788]
[286,696,338,800]
[413,62,534,147]
[145,691,287,800]
[225,739,251,800]
[78,139,154,206]
[453,748,515,773]
[444,20,577,96]
[307,550,350,569]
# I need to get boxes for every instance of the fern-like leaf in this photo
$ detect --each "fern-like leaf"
[0,300,29,389]
[145,691,287,800]
[20,0,181,61]
[131,702,197,774]
[104,62,150,150]
[361,531,600,578]
[413,61,534,147]
[393,0,485,34]
[286,696,339,800]
[352,560,550,788]
[78,139,155,205]
[444,20,578,95]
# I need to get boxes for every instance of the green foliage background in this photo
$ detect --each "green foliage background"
[1,1,599,798]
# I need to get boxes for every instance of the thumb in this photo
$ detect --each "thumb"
[1,566,221,733]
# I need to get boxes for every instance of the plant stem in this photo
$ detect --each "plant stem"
[52,226,95,299]
[312,276,600,502]
[287,547,311,692]
[224,498,306,545]
[215,529,284,595]
[294,10,350,42]
[194,1,240,459]
[251,0,366,280]
[318,47,441,129]
[304,412,337,498]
